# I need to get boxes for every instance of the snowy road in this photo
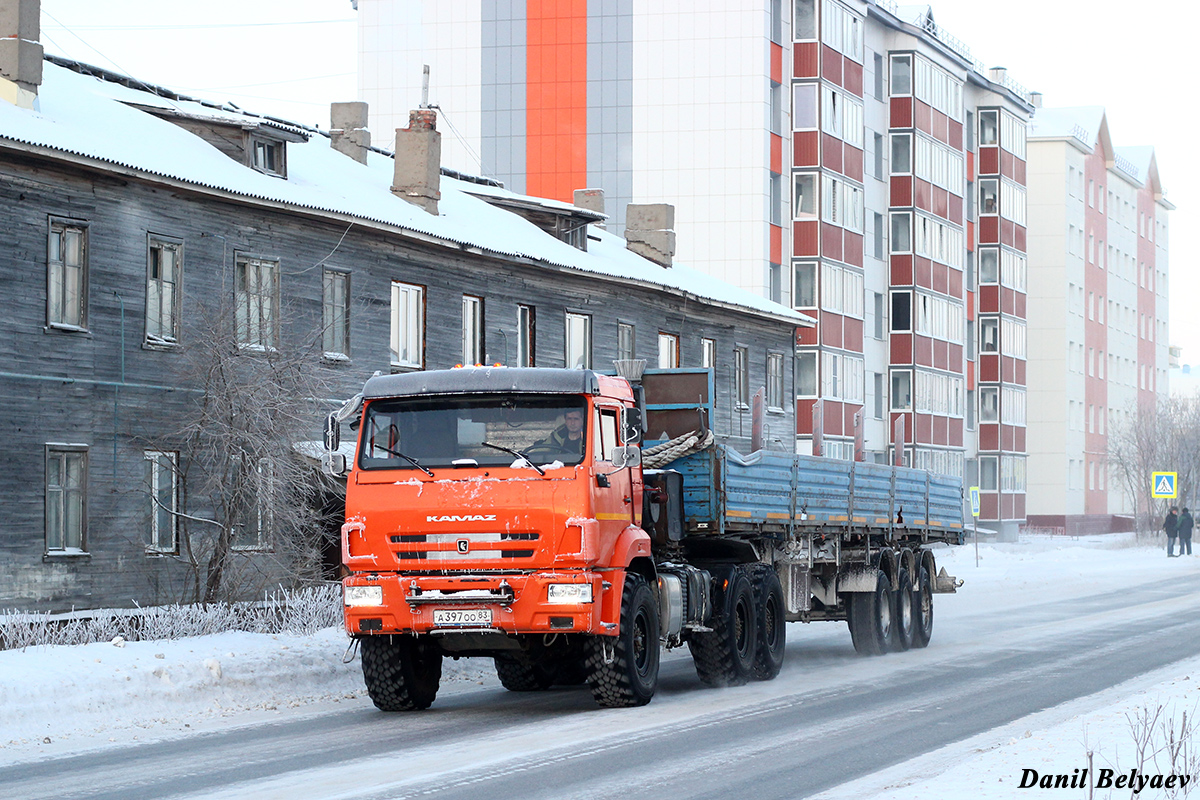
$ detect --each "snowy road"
[4,542,1200,799]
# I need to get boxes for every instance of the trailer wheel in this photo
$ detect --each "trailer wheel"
[890,567,915,652]
[493,655,555,691]
[911,566,934,648]
[360,634,442,711]
[849,570,891,656]
[690,566,757,687]
[750,566,786,680]
[585,572,660,707]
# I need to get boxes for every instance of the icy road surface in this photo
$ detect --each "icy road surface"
[3,535,1200,799]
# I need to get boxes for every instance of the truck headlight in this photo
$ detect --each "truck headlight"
[547,583,593,604]
[344,585,383,607]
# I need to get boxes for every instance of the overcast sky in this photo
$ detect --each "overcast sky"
[36,0,1194,365]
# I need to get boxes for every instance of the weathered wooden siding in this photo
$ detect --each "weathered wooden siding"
[0,149,796,611]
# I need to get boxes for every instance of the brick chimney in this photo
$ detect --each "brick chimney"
[573,188,606,228]
[391,108,441,215]
[0,0,43,109]
[330,101,371,164]
[624,203,675,267]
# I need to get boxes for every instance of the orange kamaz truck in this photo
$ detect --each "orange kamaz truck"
[323,365,963,711]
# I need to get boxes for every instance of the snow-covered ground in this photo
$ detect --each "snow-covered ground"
[3,534,1199,799]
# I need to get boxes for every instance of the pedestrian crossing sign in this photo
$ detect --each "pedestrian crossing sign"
[1152,472,1178,499]
[969,486,980,517]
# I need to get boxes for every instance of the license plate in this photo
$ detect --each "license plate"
[432,608,492,627]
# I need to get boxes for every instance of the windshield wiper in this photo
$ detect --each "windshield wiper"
[374,444,434,477]
[480,441,546,476]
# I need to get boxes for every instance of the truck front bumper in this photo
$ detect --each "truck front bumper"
[342,571,610,637]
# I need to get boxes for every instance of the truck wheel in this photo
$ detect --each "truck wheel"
[891,567,915,652]
[585,572,660,707]
[360,634,442,711]
[750,566,786,680]
[911,566,934,648]
[849,569,891,656]
[690,566,757,687]
[493,655,555,691]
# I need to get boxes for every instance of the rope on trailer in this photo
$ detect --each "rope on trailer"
[642,429,715,469]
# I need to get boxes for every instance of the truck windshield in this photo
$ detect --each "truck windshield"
[358,395,588,471]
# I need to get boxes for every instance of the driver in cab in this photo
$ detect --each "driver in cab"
[530,409,586,458]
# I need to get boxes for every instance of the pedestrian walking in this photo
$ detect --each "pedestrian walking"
[1179,508,1194,556]
[1164,506,1180,557]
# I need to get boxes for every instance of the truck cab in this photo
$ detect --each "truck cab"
[336,367,658,709]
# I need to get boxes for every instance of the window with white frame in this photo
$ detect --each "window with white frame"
[891,290,912,332]
[794,0,816,39]
[1001,249,1027,292]
[234,255,279,349]
[915,292,965,344]
[144,450,177,553]
[980,455,998,490]
[702,338,716,369]
[979,317,999,353]
[797,351,817,396]
[767,353,785,410]
[890,132,912,174]
[793,84,818,129]
[1001,454,1026,492]
[322,269,350,359]
[913,56,963,121]
[48,219,88,329]
[915,134,965,196]
[1000,111,1027,159]
[912,213,963,268]
[1001,178,1027,226]
[821,85,863,147]
[794,173,817,218]
[980,386,999,422]
[890,212,911,253]
[146,236,182,346]
[462,295,483,365]
[1001,317,1027,359]
[1001,386,1026,426]
[891,370,912,411]
[914,370,964,416]
[233,458,274,551]
[841,269,864,318]
[46,445,87,553]
[390,281,424,368]
[890,54,912,95]
[658,332,680,369]
[794,262,817,308]
[979,109,998,146]
[979,247,999,284]
[566,312,592,369]
[821,0,862,61]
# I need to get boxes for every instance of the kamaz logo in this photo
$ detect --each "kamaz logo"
[426,514,497,523]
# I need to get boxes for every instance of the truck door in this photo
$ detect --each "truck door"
[594,405,634,558]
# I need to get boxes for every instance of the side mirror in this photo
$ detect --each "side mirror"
[622,407,643,444]
[610,445,642,470]
[324,413,340,452]
[322,452,348,477]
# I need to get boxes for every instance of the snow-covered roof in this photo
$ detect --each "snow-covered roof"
[0,59,810,327]
[1028,106,1106,150]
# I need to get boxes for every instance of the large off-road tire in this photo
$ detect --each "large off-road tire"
[360,634,443,711]
[750,565,786,681]
[849,569,891,656]
[494,655,556,691]
[585,572,660,707]
[890,567,915,652]
[911,566,934,648]
[690,566,757,687]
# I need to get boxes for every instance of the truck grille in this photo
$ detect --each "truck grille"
[389,531,539,561]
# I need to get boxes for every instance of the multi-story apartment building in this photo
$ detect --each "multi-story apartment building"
[358,0,1035,534]
[1026,105,1171,533]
